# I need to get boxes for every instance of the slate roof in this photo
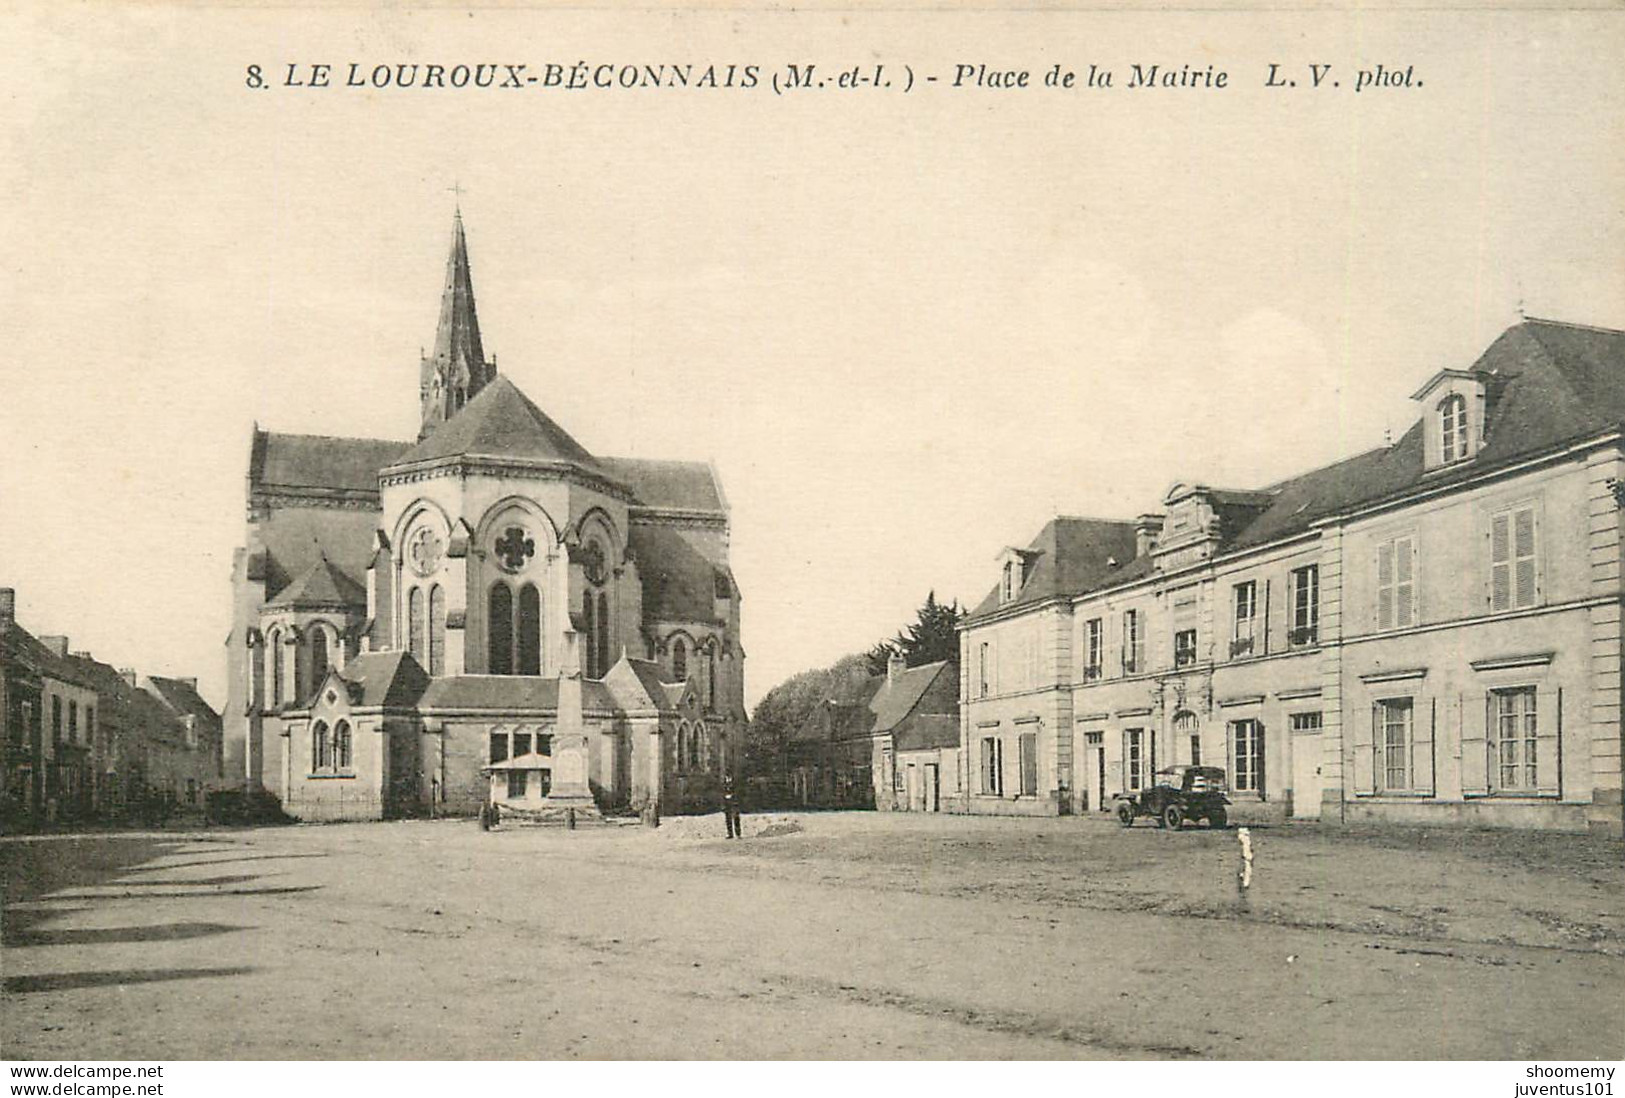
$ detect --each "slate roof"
[265,555,368,610]
[416,675,617,712]
[335,651,430,709]
[968,319,1625,620]
[628,525,729,624]
[870,661,952,734]
[387,375,600,470]
[603,457,726,513]
[895,714,961,753]
[969,517,1140,620]
[144,677,223,732]
[250,430,409,495]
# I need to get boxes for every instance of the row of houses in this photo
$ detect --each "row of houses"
[0,586,224,828]
[763,319,1624,836]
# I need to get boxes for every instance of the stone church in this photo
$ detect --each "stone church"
[223,212,745,821]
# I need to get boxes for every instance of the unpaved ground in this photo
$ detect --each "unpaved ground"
[2,813,1621,1060]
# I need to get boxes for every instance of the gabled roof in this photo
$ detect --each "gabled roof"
[894,713,961,753]
[144,677,222,731]
[968,517,1139,621]
[265,554,368,610]
[870,660,953,734]
[388,375,600,470]
[603,456,726,513]
[0,621,100,691]
[335,651,430,709]
[250,430,409,495]
[600,656,674,712]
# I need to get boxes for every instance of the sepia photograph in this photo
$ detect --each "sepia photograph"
[1,0,1622,1080]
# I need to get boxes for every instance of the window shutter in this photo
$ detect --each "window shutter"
[1377,543,1394,629]
[1514,508,1538,609]
[1396,537,1414,628]
[1490,513,1511,612]
[1256,723,1267,801]
[1460,692,1489,797]
[1149,728,1157,777]
[1535,687,1561,797]
[1225,721,1237,790]
[1352,705,1376,795]
[1411,698,1435,797]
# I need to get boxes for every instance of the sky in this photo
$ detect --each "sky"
[1,5,1622,712]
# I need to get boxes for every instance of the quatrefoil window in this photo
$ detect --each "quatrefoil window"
[495,526,536,573]
[408,527,444,578]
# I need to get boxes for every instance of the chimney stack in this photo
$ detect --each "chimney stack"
[179,677,198,690]
[41,635,69,658]
[0,588,13,628]
[71,650,92,661]
[119,668,138,688]
[1134,514,1165,560]
[887,649,906,687]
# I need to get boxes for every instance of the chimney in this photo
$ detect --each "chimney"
[887,649,906,687]
[71,650,93,661]
[119,668,138,688]
[1134,514,1165,560]
[179,677,198,690]
[41,635,69,658]
[0,588,13,628]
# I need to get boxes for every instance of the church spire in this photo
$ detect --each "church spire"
[420,208,497,440]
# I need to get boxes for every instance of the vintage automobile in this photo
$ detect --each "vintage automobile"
[1114,765,1230,829]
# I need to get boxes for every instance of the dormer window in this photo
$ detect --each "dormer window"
[1439,394,1468,464]
[1002,561,1015,602]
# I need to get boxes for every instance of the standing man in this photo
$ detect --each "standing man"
[721,775,742,840]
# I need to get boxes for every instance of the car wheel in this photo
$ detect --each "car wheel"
[1162,804,1184,830]
[1116,802,1135,827]
[1208,808,1227,829]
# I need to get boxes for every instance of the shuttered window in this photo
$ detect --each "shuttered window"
[981,736,1003,795]
[1231,719,1265,793]
[1493,688,1538,792]
[1378,698,1413,792]
[1376,536,1415,630]
[1490,505,1539,612]
[1018,732,1038,796]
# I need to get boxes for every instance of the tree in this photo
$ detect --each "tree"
[866,591,966,674]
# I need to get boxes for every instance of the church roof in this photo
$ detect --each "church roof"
[336,651,430,709]
[417,675,617,712]
[250,430,410,496]
[627,525,730,624]
[265,554,368,610]
[388,375,601,470]
[602,457,726,513]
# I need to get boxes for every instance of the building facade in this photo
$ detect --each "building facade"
[224,212,746,821]
[0,587,223,828]
[960,320,1625,835]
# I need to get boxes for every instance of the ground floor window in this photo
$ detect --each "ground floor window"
[1378,698,1413,792]
[981,735,1003,795]
[312,721,330,771]
[507,770,528,798]
[1125,728,1146,791]
[1231,719,1264,793]
[1493,687,1538,792]
[1018,731,1038,796]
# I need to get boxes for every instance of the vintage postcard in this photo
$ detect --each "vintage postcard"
[1,0,1621,1080]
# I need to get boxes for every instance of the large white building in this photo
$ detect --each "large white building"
[959,319,1625,835]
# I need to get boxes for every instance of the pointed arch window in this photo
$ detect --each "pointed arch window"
[333,720,352,771]
[581,596,596,678]
[269,628,285,707]
[429,585,446,676]
[409,587,426,666]
[311,720,329,772]
[673,638,688,681]
[596,592,610,678]
[517,583,541,675]
[1440,394,1469,464]
[310,628,330,688]
[489,583,514,675]
[706,642,717,711]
